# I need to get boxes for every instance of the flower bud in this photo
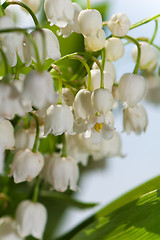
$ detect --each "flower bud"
[105,37,124,61]
[86,69,113,92]
[21,0,41,13]
[84,29,105,52]
[0,118,15,149]
[16,200,47,239]
[43,154,79,192]
[9,149,44,183]
[132,42,158,72]
[62,88,75,106]
[91,88,114,115]
[15,128,35,150]
[123,104,148,134]
[44,0,74,27]
[44,105,74,136]
[0,216,22,240]
[107,12,131,37]
[78,9,102,37]
[118,73,146,107]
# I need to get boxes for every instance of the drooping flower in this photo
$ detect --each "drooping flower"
[9,149,44,183]
[0,118,15,150]
[15,128,36,151]
[105,37,124,61]
[16,200,47,239]
[84,29,106,52]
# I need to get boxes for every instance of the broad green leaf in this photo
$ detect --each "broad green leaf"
[71,189,160,240]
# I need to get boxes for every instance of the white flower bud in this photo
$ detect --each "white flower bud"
[22,70,57,110]
[0,216,23,240]
[15,128,35,150]
[86,69,113,91]
[78,9,102,37]
[16,200,47,239]
[132,42,158,72]
[44,0,74,27]
[9,149,44,183]
[43,154,79,192]
[105,37,124,61]
[24,28,61,64]
[73,89,94,120]
[107,12,131,37]
[92,60,116,83]
[44,105,74,136]
[58,3,82,38]
[0,118,15,150]
[62,88,75,106]
[21,0,41,13]
[123,104,148,134]
[84,29,105,52]
[118,73,146,107]
[91,88,114,115]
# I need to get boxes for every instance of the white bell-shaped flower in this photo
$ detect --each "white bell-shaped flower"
[44,104,74,136]
[84,29,106,52]
[0,83,30,120]
[0,16,25,66]
[58,3,82,38]
[107,12,131,37]
[24,28,61,64]
[15,128,36,150]
[105,37,124,61]
[86,69,113,92]
[73,89,94,120]
[92,60,116,83]
[44,0,74,27]
[15,200,47,239]
[132,42,158,72]
[123,104,148,134]
[22,70,57,110]
[91,88,114,115]
[118,73,146,107]
[9,149,44,183]
[78,9,102,37]
[0,216,23,240]
[21,0,41,13]
[43,154,79,192]
[0,118,15,150]
[62,88,75,106]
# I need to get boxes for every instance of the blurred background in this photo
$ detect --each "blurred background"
[1,0,160,238]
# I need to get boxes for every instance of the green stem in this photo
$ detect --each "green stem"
[130,14,160,30]
[2,1,40,28]
[29,112,39,153]
[87,0,91,9]
[32,176,40,203]
[0,4,5,16]
[123,35,141,74]
[0,48,9,74]
[150,20,158,44]
[61,133,67,157]
[101,48,106,88]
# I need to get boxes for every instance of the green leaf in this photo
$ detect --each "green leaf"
[71,189,160,240]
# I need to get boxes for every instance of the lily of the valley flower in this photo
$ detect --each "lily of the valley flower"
[44,0,74,27]
[107,12,131,37]
[105,37,124,61]
[9,149,44,183]
[118,73,146,107]
[123,104,148,134]
[0,118,15,150]
[21,0,41,13]
[43,154,79,192]
[84,29,106,52]
[15,128,36,150]
[16,200,47,239]
[44,104,74,136]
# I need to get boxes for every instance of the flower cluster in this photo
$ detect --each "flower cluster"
[0,0,158,238]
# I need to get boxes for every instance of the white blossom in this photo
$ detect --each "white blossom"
[9,149,44,183]
[21,0,41,13]
[43,154,79,192]
[78,9,102,37]
[86,69,114,92]
[15,128,36,150]
[16,200,47,239]
[22,70,57,110]
[107,12,131,37]
[132,42,158,72]
[44,105,74,136]
[62,88,75,106]
[105,37,124,61]
[0,118,15,150]
[44,0,74,27]
[118,73,146,107]
[123,104,148,134]
[0,216,23,240]
[84,29,106,52]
